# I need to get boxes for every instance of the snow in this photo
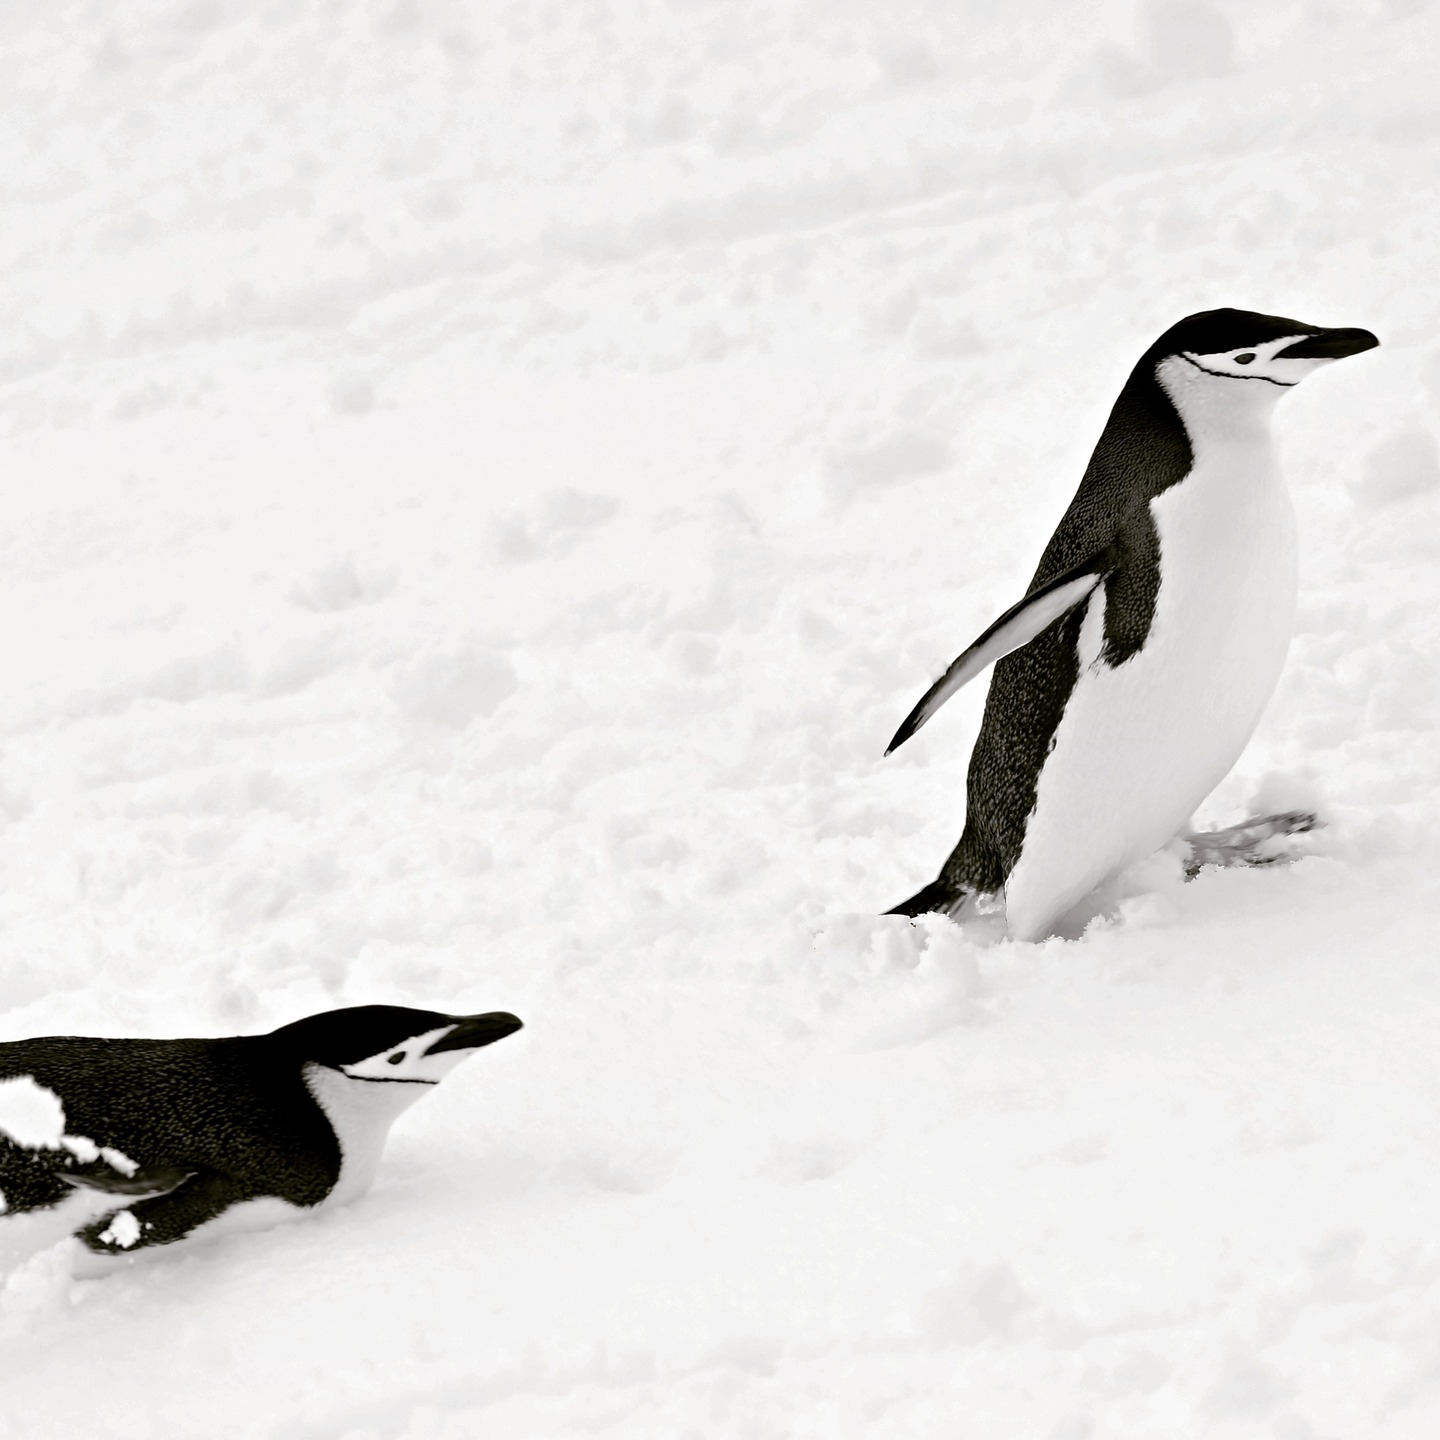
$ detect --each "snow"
[0,1077,67,1151]
[1,0,1439,1434]
[0,1075,138,1176]
[95,1211,140,1252]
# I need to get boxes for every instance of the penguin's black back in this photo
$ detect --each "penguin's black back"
[916,309,1325,902]
[0,1035,339,1214]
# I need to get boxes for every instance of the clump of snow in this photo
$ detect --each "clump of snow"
[96,1148,137,1180]
[0,1078,66,1151]
[95,1213,140,1251]
[55,1133,98,1165]
[0,1077,138,1176]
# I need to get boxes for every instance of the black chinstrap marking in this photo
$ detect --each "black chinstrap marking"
[1177,351,1298,387]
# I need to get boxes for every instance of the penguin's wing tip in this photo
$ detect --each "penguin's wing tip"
[884,557,1110,755]
[885,676,959,753]
[61,1163,195,1198]
[885,709,925,753]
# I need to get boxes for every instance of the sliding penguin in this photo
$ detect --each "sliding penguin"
[886,308,1378,941]
[0,1004,522,1256]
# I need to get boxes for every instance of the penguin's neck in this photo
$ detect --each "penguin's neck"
[1146,353,1295,591]
[303,1063,433,1206]
[1154,354,1286,453]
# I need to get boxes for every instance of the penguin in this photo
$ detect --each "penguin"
[886,308,1378,941]
[0,1004,522,1257]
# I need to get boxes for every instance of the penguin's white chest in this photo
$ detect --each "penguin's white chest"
[303,1065,430,1207]
[1004,437,1297,941]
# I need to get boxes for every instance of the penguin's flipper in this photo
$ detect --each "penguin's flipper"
[886,552,1112,754]
[61,1162,195,1199]
[77,1169,253,1254]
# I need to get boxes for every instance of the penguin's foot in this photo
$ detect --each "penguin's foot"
[884,880,984,920]
[76,1169,241,1255]
[1181,811,1320,879]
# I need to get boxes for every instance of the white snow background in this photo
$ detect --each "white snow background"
[1,0,1438,1435]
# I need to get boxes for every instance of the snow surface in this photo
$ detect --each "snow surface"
[2,0,1440,1434]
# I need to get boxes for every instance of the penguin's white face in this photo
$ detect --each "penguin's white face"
[1158,341,1326,446]
[289,1007,520,1208]
[1176,335,1332,389]
[1158,323,1378,447]
[336,1025,477,1086]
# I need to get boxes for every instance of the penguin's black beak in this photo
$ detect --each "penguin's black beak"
[423,1011,524,1055]
[1274,327,1380,360]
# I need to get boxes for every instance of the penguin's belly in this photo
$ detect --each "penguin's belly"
[1003,446,1297,941]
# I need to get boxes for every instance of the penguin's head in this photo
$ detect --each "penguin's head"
[1148,308,1378,432]
[272,1004,523,1086]
[272,1006,523,1205]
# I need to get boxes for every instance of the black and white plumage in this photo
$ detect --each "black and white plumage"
[0,1005,522,1256]
[887,309,1378,941]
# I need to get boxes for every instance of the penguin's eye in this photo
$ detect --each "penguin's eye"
[1234,352,1256,365]
[386,1051,406,1066]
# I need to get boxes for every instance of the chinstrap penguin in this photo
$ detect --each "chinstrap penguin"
[0,1004,522,1256]
[886,308,1378,941]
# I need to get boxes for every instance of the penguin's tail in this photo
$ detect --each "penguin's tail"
[885,880,962,918]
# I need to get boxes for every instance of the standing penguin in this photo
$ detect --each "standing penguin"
[886,308,1378,941]
[0,1004,522,1256]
